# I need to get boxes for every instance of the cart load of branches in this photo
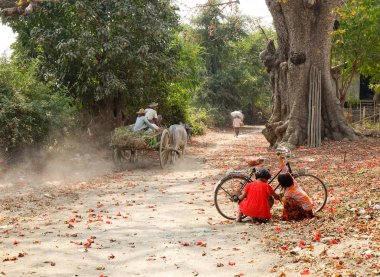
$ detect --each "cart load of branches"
[111,127,159,149]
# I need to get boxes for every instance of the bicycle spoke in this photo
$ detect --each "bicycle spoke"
[218,184,235,200]
[214,175,250,220]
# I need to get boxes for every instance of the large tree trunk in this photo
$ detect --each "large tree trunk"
[260,0,356,148]
[87,94,126,144]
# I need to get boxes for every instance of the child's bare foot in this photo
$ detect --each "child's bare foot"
[236,215,242,222]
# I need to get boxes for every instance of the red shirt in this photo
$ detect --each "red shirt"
[239,180,274,219]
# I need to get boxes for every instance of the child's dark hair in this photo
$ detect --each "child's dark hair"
[255,168,271,180]
[278,173,294,188]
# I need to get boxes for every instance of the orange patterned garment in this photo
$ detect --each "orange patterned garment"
[283,183,313,211]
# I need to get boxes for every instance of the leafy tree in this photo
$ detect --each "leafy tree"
[191,0,273,126]
[332,0,380,104]
[5,0,181,128]
[160,29,206,126]
[0,58,74,154]
[224,25,275,123]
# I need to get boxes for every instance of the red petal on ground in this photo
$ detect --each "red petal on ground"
[314,231,321,242]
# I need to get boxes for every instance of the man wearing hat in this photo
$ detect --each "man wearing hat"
[132,108,159,132]
[145,102,159,125]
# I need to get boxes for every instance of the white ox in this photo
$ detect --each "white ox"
[168,124,188,159]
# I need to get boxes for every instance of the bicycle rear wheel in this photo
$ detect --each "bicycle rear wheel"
[293,174,327,213]
[214,174,251,220]
[273,173,327,213]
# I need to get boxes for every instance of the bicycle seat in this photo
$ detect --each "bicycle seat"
[245,157,265,167]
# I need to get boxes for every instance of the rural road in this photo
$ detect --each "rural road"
[1,126,299,277]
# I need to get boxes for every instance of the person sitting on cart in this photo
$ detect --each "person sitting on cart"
[132,108,159,132]
[145,102,160,125]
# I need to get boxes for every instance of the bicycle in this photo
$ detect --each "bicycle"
[213,147,328,220]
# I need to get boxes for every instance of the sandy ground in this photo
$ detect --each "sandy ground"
[4,127,378,277]
[1,126,300,277]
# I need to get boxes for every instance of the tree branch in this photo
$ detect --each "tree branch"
[339,59,358,105]
[257,23,270,42]
[0,0,59,17]
[196,0,240,8]
[0,0,17,9]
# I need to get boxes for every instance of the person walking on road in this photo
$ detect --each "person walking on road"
[233,117,243,137]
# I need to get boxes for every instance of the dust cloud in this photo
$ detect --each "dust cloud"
[0,139,114,200]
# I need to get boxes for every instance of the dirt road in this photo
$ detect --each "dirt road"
[0,127,291,277]
[2,126,379,277]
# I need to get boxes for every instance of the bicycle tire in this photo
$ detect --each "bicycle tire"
[273,173,327,213]
[214,174,252,220]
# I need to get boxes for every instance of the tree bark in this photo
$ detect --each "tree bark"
[260,0,356,148]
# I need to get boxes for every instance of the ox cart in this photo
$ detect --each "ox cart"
[111,127,182,170]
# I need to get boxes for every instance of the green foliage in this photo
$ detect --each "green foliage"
[190,2,274,126]
[110,126,156,149]
[333,0,380,85]
[159,31,205,125]
[2,0,274,141]
[6,0,181,119]
[346,91,360,108]
[371,84,380,103]
[0,58,74,152]
[187,107,214,135]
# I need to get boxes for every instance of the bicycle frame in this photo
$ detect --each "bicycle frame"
[214,149,328,219]
[215,150,294,196]
[238,153,293,188]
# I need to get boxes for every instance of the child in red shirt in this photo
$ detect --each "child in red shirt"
[236,169,280,222]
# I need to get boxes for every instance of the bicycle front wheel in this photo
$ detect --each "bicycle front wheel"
[293,174,327,213]
[214,174,251,220]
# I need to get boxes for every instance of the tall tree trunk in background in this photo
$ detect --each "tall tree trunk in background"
[88,95,126,141]
[260,0,356,148]
[97,95,126,127]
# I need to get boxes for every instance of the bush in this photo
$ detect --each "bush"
[0,59,74,155]
[371,84,380,103]
[160,86,189,126]
[187,107,214,135]
[0,93,48,150]
[345,92,360,108]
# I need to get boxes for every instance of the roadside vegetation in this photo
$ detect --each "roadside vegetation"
[0,0,379,160]
[0,0,273,163]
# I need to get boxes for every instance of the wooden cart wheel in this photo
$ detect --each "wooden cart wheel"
[159,129,170,168]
